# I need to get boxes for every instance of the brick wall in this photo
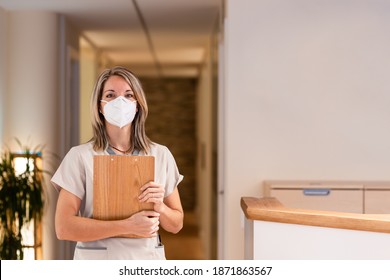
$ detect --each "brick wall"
[140,77,197,211]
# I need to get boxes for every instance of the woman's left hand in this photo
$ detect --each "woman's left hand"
[139,181,165,212]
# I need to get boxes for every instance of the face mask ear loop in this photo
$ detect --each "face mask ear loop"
[99,100,107,114]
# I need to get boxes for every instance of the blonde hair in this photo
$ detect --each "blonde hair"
[90,66,151,153]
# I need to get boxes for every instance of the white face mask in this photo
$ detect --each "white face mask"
[101,96,137,128]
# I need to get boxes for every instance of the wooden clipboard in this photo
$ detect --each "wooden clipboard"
[93,155,154,238]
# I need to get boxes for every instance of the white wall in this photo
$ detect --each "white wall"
[5,12,59,151]
[0,7,7,145]
[222,0,390,259]
[5,11,60,260]
[196,38,213,259]
[250,220,390,259]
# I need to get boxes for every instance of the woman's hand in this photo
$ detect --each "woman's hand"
[139,183,184,234]
[139,181,165,212]
[124,210,160,237]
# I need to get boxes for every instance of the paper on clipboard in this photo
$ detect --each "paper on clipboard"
[93,155,154,238]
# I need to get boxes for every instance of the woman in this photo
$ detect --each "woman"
[51,66,184,259]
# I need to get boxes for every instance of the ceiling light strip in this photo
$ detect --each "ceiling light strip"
[131,0,163,78]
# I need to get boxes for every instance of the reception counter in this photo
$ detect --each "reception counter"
[241,197,390,259]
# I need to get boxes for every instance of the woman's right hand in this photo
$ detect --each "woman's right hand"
[124,210,160,237]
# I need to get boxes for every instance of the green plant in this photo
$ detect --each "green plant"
[0,143,45,260]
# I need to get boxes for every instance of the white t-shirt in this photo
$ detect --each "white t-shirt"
[51,141,183,260]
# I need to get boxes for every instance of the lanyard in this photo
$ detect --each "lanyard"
[106,147,140,156]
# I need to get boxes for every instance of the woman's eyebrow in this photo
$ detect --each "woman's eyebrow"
[103,89,133,93]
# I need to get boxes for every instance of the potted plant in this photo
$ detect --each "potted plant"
[0,142,45,260]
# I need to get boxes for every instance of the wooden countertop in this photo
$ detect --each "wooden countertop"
[241,197,390,234]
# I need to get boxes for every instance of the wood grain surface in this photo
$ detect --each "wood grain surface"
[93,155,155,238]
[241,196,390,234]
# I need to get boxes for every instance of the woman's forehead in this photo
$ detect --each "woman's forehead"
[103,75,132,90]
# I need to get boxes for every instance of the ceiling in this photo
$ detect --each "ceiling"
[0,0,221,77]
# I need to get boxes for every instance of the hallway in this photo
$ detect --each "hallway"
[159,211,205,260]
[0,1,219,260]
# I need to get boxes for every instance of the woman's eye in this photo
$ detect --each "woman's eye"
[105,93,114,98]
